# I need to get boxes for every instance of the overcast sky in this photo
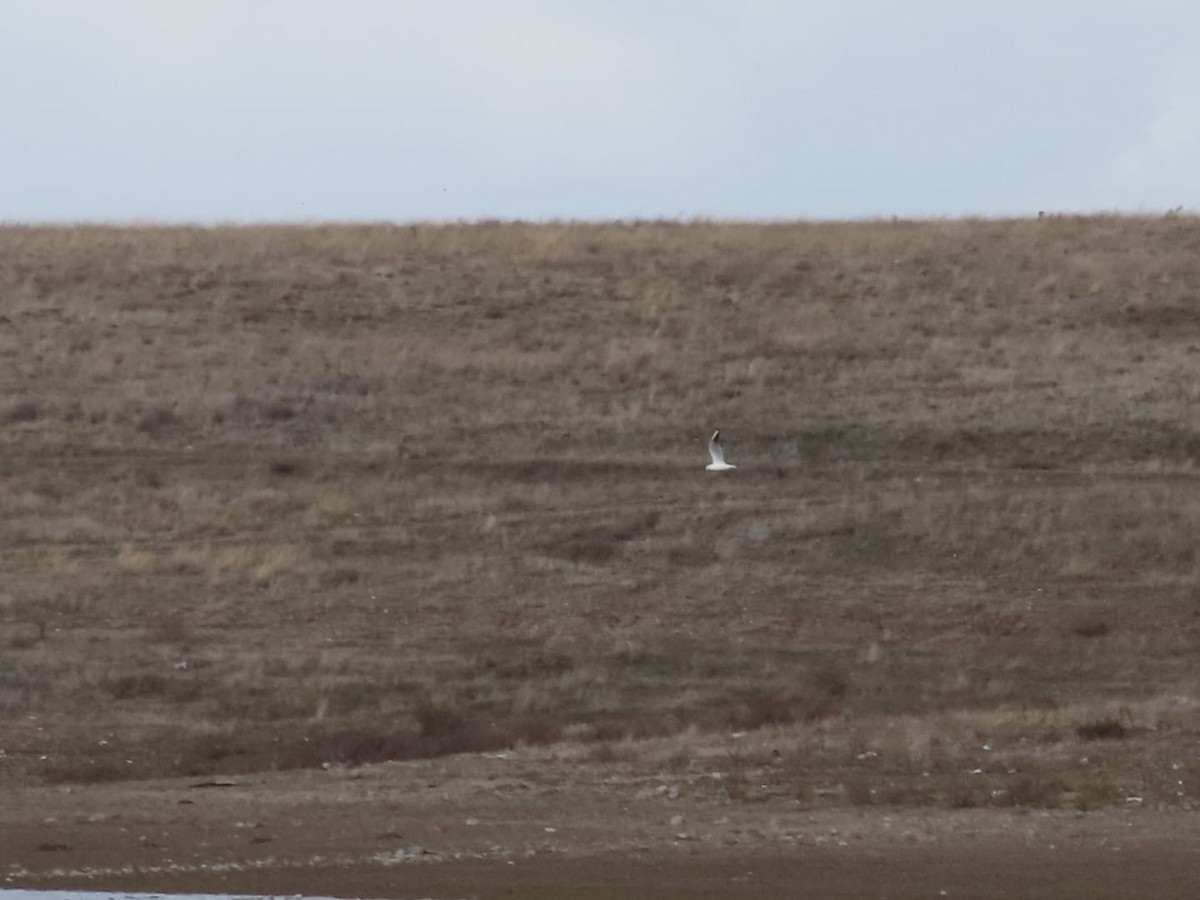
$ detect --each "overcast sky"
[4,1,1199,222]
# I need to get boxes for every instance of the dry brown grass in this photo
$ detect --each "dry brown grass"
[2,217,1200,810]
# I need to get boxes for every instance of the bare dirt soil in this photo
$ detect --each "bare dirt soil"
[5,743,1200,899]
[3,218,1200,896]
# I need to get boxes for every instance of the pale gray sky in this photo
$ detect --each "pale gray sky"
[4,1,1199,221]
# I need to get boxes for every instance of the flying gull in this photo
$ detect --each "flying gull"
[706,429,737,471]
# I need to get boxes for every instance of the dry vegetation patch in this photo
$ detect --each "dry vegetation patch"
[2,218,1200,815]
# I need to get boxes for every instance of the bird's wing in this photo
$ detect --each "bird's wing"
[708,430,726,465]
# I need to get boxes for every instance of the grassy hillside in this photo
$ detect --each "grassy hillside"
[2,217,1199,810]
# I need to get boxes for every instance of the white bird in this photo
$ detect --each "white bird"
[706,429,737,471]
